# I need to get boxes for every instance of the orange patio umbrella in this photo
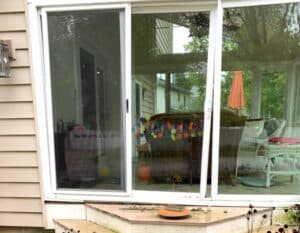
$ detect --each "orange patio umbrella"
[227,71,245,109]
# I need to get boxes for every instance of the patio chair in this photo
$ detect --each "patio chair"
[259,126,300,188]
[259,143,300,187]
[235,119,286,186]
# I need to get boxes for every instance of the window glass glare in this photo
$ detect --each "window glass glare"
[132,12,210,192]
[48,10,126,190]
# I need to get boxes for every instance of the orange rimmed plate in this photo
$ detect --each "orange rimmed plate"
[158,206,191,219]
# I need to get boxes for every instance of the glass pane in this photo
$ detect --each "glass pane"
[218,3,300,194]
[48,10,125,190]
[132,12,210,192]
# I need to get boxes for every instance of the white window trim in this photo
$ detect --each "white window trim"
[28,0,300,206]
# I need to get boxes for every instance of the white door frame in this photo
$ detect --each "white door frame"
[28,0,300,205]
[28,0,216,203]
[28,1,132,200]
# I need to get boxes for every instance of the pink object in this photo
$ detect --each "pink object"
[177,124,183,131]
[73,125,86,134]
[183,132,190,139]
[176,133,182,140]
[268,137,300,144]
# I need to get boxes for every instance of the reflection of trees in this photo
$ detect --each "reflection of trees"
[49,14,95,41]
[261,72,285,119]
[166,13,210,112]
[223,3,300,60]
[223,3,299,119]
[173,68,207,112]
[184,3,300,118]
[183,3,300,59]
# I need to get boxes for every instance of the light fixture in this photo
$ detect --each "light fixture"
[0,40,11,78]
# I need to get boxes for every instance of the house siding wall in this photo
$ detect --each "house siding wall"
[133,75,156,117]
[0,0,44,228]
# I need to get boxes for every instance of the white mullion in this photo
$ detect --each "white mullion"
[199,9,217,198]
[124,3,133,194]
[41,9,58,195]
[211,0,223,199]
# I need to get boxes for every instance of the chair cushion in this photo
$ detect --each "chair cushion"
[268,137,300,144]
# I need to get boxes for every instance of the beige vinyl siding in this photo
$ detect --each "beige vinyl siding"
[0,0,25,13]
[0,68,31,85]
[0,0,43,228]
[0,152,38,167]
[10,50,30,67]
[0,14,26,31]
[0,136,37,151]
[0,85,32,102]
[0,32,27,49]
[0,183,40,197]
[0,168,39,183]
[0,213,43,227]
[0,119,35,135]
[0,102,34,118]
[0,198,42,212]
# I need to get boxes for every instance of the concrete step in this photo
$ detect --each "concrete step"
[85,203,273,233]
[53,219,116,233]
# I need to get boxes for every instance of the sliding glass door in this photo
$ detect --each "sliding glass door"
[131,10,214,194]
[44,7,127,191]
[41,3,214,200]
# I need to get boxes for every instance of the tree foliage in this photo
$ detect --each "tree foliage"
[182,3,300,119]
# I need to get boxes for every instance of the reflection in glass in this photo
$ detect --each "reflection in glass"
[48,10,125,190]
[218,3,300,194]
[132,12,209,192]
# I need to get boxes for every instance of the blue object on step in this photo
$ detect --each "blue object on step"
[238,177,271,187]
